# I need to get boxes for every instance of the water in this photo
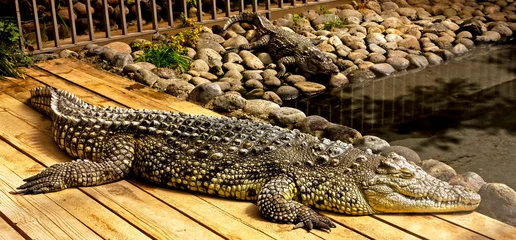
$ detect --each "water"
[287,44,516,189]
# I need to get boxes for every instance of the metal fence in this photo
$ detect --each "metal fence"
[12,0,342,54]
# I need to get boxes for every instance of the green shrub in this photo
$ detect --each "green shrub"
[0,19,32,80]
[136,44,192,73]
[321,19,344,31]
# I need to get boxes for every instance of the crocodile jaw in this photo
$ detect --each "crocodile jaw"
[363,153,481,213]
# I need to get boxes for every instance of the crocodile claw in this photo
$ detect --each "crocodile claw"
[13,164,68,194]
[293,208,336,232]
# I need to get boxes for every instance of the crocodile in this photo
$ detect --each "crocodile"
[16,87,481,231]
[223,12,340,78]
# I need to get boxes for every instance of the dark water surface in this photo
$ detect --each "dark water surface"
[287,44,516,189]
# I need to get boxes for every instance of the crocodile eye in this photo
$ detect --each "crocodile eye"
[400,168,414,179]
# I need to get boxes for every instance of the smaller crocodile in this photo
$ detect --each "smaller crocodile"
[223,12,340,77]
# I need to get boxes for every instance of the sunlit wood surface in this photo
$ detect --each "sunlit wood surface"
[0,58,514,239]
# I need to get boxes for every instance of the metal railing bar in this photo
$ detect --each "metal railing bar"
[151,0,158,30]
[31,0,42,50]
[197,0,203,23]
[291,0,295,6]
[15,0,25,51]
[135,0,143,32]
[102,0,111,38]
[181,0,188,18]
[252,0,258,12]
[120,0,127,35]
[167,0,174,27]
[49,0,60,47]
[279,0,283,9]
[225,0,230,17]
[265,0,271,19]
[239,0,244,12]
[67,0,77,44]
[86,0,95,40]
[211,0,216,19]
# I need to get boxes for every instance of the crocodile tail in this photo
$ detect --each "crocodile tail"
[223,12,267,30]
[30,86,88,119]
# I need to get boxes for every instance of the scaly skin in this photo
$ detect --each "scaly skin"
[15,87,481,232]
[223,12,340,78]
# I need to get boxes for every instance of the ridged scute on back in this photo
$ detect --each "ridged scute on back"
[223,12,269,30]
[30,86,88,120]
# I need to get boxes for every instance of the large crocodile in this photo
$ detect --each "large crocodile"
[223,12,340,78]
[16,87,481,231]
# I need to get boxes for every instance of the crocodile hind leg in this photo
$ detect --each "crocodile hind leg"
[14,135,135,194]
[276,56,296,78]
[257,176,336,231]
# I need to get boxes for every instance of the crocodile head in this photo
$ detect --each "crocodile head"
[362,153,481,214]
[303,49,340,75]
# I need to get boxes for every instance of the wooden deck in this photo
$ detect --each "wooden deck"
[0,58,514,239]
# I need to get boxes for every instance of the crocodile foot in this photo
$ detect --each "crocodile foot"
[293,207,336,232]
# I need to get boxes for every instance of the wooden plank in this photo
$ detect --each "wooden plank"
[0,213,25,240]
[0,161,102,240]
[0,139,151,240]
[33,59,221,117]
[323,213,421,240]
[0,98,223,240]
[373,214,489,240]
[435,212,516,239]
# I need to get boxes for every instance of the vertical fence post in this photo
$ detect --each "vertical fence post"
[15,0,25,51]
[265,0,271,19]
[252,0,257,13]
[49,0,60,47]
[135,0,143,32]
[31,0,42,50]
[167,0,174,27]
[86,0,95,40]
[197,0,203,23]
[182,0,188,18]
[67,0,77,44]
[102,0,111,38]
[211,0,216,19]
[120,0,127,35]
[225,0,230,17]
[151,0,158,30]
[239,0,244,12]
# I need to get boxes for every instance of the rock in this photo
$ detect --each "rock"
[490,24,513,37]
[245,89,265,99]
[262,91,283,105]
[397,7,417,19]
[191,76,211,86]
[386,57,410,70]
[263,75,282,87]
[366,32,387,45]
[223,62,245,72]
[442,20,460,32]
[99,48,118,61]
[451,43,469,56]
[358,61,375,70]
[59,49,78,58]
[294,115,330,137]
[353,135,389,153]
[368,52,387,63]
[244,79,264,89]
[222,35,249,49]
[294,81,326,95]
[407,54,429,68]
[285,74,306,84]
[477,183,516,226]
[381,17,403,29]
[195,48,223,71]
[213,81,231,91]
[462,172,487,192]
[195,38,225,53]
[223,69,243,81]
[424,52,444,65]
[455,38,475,49]
[242,70,263,80]
[276,86,300,101]
[380,146,421,166]
[225,52,243,63]
[381,2,399,11]
[110,52,133,69]
[387,50,408,59]
[348,51,369,62]
[133,69,160,87]
[256,52,273,65]
[370,63,396,76]
[105,41,132,53]
[189,83,223,105]
[166,80,195,100]
[456,31,473,39]
[269,107,306,127]
[397,37,420,50]
[134,61,156,71]
[200,71,218,81]
[476,31,502,42]
[328,73,349,88]
[123,63,141,74]
[241,51,265,70]
[243,99,280,119]
[153,78,173,91]
[151,68,176,79]
[87,46,108,56]
[385,33,403,42]
[337,9,363,20]
[313,14,340,26]
[325,124,362,144]
[346,69,376,83]
[421,159,457,181]
[190,59,210,72]
[212,94,247,112]
[368,44,387,55]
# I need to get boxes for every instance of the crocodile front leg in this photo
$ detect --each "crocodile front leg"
[238,34,271,50]
[14,135,135,194]
[257,176,336,231]
[276,56,296,78]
